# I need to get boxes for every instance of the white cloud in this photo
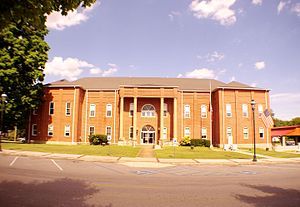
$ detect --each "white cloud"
[46,3,99,30]
[277,1,287,14]
[89,68,102,75]
[45,57,97,80]
[291,3,300,16]
[251,82,257,87]
[189,0,237,26]
[252,0,262,6]
[271,93,300,120]
[168,11,181,21]
[102,68,118,77]
[197,51,225,62]
[254,61,266,70]
[230,76,236,82]
[179,68,216,79]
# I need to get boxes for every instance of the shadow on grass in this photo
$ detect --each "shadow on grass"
[235,184,300,207]
[0,178,112,207]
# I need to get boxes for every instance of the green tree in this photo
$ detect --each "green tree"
[0,22,49,130]
[0,0,96,31]
[0,0,96,132]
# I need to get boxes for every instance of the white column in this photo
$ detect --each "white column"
[119,97,124,141]
[173,97,178,140]
[133,97,137,143]
[160,97,164,145]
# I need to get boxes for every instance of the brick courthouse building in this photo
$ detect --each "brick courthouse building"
[29,77,271,149]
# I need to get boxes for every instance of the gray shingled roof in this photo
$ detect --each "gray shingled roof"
[46,77,267,91]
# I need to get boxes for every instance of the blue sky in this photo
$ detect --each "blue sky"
[44,0,300,120]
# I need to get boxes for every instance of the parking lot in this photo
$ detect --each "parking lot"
[1,154,300,207]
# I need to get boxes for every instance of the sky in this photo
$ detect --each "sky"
[44,0,300,120]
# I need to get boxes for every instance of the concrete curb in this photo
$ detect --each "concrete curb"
[1,149,300,166]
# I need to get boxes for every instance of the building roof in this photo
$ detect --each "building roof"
[46,77,267,91]
[271,125,300,137]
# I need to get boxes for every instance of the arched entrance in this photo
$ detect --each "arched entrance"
[141,125,155,144]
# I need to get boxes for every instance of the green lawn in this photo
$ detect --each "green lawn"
[241,148,300,158]
[1,143,141,157]
[155,146,252,159]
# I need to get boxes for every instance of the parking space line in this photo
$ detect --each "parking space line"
[9,156,19,167]
[51,159,63,171]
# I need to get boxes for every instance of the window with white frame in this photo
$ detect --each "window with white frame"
[106,104,112,117]
[106,126,112,140]
[201,127,207,139]
[243,127,249,139]
[33,109,37,115]
[163,103,168,117]
[201,105,207,118]
[163,127,167,139]
[242,104,248,117]
[32,124,37,136]
[89,104,96,117]
[226,104,232,117]
[258,104,263,116]
[227,127,232,137]
[184,105,190,118]
[129,103,134,117]
[49,102,54,115]
[48,125,53,136]
[89,126,95,136]
[65,102,71,116]
[141,104,155,117]
[129,126,133,139]
[259,127,264,139]
[64,125,70,137]
[184,127,190,137]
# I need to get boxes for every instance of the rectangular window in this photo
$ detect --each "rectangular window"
[32,124,37,136]
[163,127,167,139]
[242,104,248,117]
[163,103,168,117]
[48,125,53,136]
[65,102,71,116]
[129,103,134,117]
[226,104,232,117]
[64,125,70,137]
[89,104,96,117]
[49,102,54,115]
[184,105,190,118]
[129,126,133,139]
[184,127,190,137]
[89,126,95,136]
[33,109,38,115]
[201,105,207,118]
[227,127,232,137]
[106,126,112,141]
[258,104,263,116]
[259,127,264,139]
[106,104,112,117]
[243,127,249,139]
[201,127,207,139]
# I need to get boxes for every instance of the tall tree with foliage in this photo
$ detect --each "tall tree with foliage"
[0,0,96,132]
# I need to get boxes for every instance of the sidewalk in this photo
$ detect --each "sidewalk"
[1,149,300,167]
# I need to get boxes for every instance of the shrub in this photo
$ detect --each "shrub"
[89,134,108,145]
[180,136,191,146]
[190,139,211,147]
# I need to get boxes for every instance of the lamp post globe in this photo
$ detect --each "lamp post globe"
[251,99,257,162]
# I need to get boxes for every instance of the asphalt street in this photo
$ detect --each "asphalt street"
[0,154,300,207]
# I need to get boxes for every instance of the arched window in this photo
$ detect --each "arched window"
[141,104,156,117]
[142,125,155,132]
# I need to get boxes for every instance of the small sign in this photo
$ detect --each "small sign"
[107,136,112,141]
[173,138,177,143]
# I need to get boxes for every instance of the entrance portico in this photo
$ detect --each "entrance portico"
[118,86,179,145]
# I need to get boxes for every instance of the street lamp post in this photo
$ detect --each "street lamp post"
[251,99,257,162]
[0,93,8,151]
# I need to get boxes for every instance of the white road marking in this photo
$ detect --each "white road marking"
[51,159,63,171]
[9,156,19,167]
